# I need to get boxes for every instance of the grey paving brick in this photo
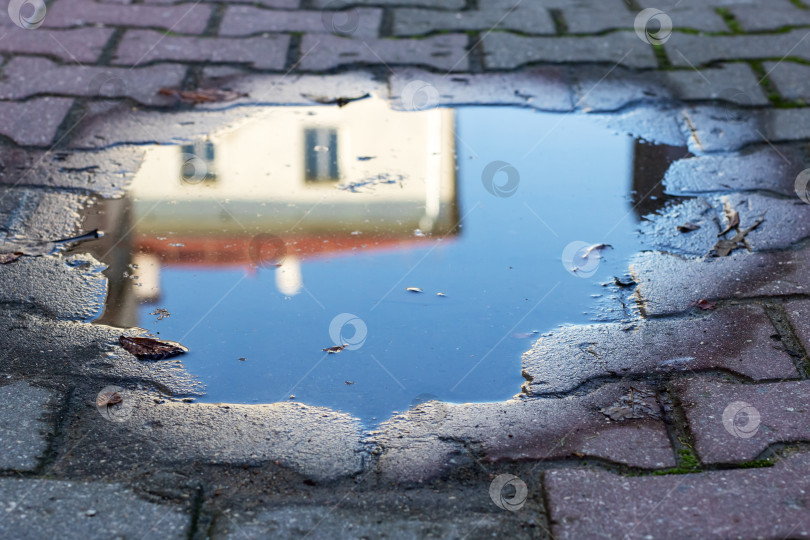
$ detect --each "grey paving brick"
[0,27,113,64]
[523,305,797,395]
[785,299,810,355]
[635,0,731,32]
[141,0,296,5]
[664,145,806,197]
[762,107,810,142]
[42,0,212,34]
[560,1,635,34]
[221,6,382,37]
[298,34,469,72]
[677,378,810,464]
[0,477,189,539]
[680,105,761,153]
[392,2,555,36]
[482,32,658,70]
[730,4,810,31]
[546,452,810,540]
[375,382,675,483]
[640,197,722,255]
[764,61,810,102]
[665,63,769,105]
[0,97,74,147]
[112,30,290,69]
[0,57,185,105]
[310,0,464,8]
[0,146,144,197]
[568,66,670,111]
[0,381,57,471]
[389,67,573,110]
[631,248,810,316]
[0,187,88,241]
[666,30,810,67]
[0,253,107,321]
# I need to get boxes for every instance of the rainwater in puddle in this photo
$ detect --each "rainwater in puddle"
[80,98,686,424]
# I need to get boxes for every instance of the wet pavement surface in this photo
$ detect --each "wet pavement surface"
[2,1,810,539]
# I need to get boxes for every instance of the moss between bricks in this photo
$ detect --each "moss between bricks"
[652,448,701,475]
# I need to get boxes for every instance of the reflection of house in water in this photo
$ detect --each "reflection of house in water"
[85,98,458,327]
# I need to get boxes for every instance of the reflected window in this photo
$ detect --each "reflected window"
[180,141,217,184]
[304,128,339,183]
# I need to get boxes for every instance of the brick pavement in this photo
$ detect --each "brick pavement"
[1,0,810,538]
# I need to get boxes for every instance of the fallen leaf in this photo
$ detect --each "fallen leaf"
[119,335,189,359]
[96,390,123,408]
[158,87,248,104]
[322,344,347,354]
[711,215,764,257]
[0,252,22,264]
[600,387,661,421]
[302,93,371,107]
[677,222,701,233]
[694,299,717,310]
[717,208,740,237]
[406,287,423,293]
[150,308,170,321]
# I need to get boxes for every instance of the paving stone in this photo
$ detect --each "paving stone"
[631,248,810,316]
[0,98,75,147]
[680,105,761,153]
[664,63,769,105]
[559,1,636,34]
[785,298,810,355]
[0,253,107,321]
[0,57,185,106]
[212,505,519,539]
[522,305,797,395]
[0,146,144,197]
[392,2,555,36]
[665,30,810,67]
[635,0,731,32]
[375,382,676,483]
[546,451,810,539]
[141,0,296,5]
[298,34,469,72]
[0,477,189,539]
[310,0,464,8]
[483,32,659,69]
[389,67,573,111]
[112,30,290,69]
[0,187,88,241]
[596,105,688,147]
[677,378,810,464]
[0,27,113,63]
[717,192,810,251]
[764,61,810,103]
[221,6,382,37]
[664,145,806,197]
[762,107,810,143]
[42,0,212,33]
[0,381,57,471]
[730,4,810,31]
[567,66,669,111]
[67,390,365,481]
[640,197,721,255]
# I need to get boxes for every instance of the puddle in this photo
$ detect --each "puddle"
[77,98,686,424]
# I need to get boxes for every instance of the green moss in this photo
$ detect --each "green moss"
[652,448,702,475]
[716,8,743,34]
[737,458,774,468]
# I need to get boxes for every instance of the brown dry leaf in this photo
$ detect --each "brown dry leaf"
[119,335,189,359]
[694,299,717,310]
[158,87,248,104]
[97,391,123,408]
[302,93,371,107]
[711,215,764,257]
[322,344,347,354]
[677,222,701,233]
[0,252,22,264]
[718,209,740,237]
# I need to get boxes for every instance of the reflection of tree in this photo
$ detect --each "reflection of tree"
[631,139,691,219]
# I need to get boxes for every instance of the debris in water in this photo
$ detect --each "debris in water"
[150,308,171,321]
[406,287,423,293]
[583,243,613,258]
[119,335,189,359]
[238,357,246,362]
[158,87,248,103]
[613,276,636,288]
[694,299,717,311]
[322,344,348,354]
[302,92,371,107]
[436,292,446,297]
[414,229,426,237]
[337,173,405,193]
[357,156,375,161]
[677,222,701,233]
[345,381,355,385]
[601,387,661,421]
